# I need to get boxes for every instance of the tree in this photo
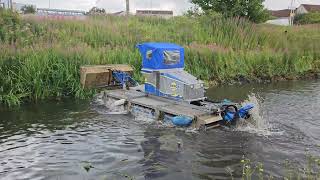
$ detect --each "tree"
[21,5,36,14]
[190,0,270,23]
[185,6,202,17]
[88,7,106,15]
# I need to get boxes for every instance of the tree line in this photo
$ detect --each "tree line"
[190,0,270,23]
[4,0,320,25]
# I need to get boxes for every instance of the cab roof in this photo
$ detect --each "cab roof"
[137,42,184,50]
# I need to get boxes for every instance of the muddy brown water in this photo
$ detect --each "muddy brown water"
[0,80,320,180]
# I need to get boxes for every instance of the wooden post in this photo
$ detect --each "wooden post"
[126,0,129,15]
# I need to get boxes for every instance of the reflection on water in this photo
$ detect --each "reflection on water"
[0,80,320,179]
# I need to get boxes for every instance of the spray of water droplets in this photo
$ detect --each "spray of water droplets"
[235,93,284,136]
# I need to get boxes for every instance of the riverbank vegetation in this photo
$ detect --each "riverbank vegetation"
[238,153,320,180]
[0,9,320,106]
[294,12,320,25]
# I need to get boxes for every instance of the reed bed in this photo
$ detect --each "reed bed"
[0,10,319,106]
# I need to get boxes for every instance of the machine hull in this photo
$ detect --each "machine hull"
[102,89,223,130]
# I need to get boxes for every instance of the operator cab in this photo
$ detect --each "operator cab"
[137,42,205,102]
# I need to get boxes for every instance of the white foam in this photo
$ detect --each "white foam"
[131,105,157,123]
[92,94,129,115]
[235,93,284,136]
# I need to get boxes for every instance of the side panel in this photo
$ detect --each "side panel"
[142,70,183,100]
[142,71,156,95]
[184,85,205,101]
[142,69,204,101]
[159,75,184,99]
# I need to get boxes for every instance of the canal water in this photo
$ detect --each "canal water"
[0,80,320,180]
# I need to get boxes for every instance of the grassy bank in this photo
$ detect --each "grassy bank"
[0,9,320,106]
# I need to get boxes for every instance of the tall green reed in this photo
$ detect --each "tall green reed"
[0,10,319,106]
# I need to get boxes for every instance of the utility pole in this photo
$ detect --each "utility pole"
[126,0,129,15]
[149,0,152,15]
[289,0,296,26]
[9,0,13,10]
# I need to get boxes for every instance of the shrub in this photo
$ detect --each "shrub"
[21,5,36,14]
[0,9,21,43]
[294,12,320,25]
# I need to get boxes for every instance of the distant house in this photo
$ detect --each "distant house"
[0,0,36,12]
[267,9,292,26]
[37,8,85,16]
[111,11,127,16]
[296,4,320,15]
[13,2,36,13]
[136,10,173,19]
[266,4,320,26]
[36,8,86,20]
[0,0,9,9]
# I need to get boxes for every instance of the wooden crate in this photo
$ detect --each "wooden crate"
[80,65,133,88]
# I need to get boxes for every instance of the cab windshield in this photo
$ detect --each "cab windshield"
[163,50,180,65]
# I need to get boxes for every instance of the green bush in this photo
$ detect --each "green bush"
[21,5,36,14]
[294,12,320,25]
[0,9,21,43]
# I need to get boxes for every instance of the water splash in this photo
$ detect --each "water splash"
[92,93,129,115]
[235,93,283,136]
[131,105,156,123]
[92,92,283,135]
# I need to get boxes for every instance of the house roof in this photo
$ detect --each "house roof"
[112,11,125,15]
[301,4,320,12]
[37,8,85,14]
[136,10,173,15]
[269,9,291,18]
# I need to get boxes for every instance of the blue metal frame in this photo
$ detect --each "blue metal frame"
[112,71,138,87]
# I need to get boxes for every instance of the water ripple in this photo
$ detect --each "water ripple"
[1,80,320,179]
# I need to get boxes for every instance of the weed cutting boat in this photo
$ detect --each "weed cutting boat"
[81,42,254,130]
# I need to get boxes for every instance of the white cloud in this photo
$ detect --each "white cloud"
[264,0,320,10]
[12,0,320,13]
[98,0,193,15]
[13,0,95,10]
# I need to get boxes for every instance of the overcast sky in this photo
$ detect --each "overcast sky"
[12,0,320,14]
